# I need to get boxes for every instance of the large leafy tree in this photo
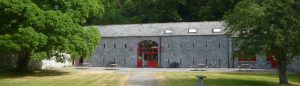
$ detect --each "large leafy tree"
[225,0,300,84]
[0,0,102,72]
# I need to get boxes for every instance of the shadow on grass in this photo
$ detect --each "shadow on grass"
[209,73,300,86]
[205,78,275,86]
[164,78,276,86]
[0,69,70,79]
[218,72,278,77]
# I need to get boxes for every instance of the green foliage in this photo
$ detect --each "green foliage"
[32,0,104,25]
[0,0,102,66]
[225,0,300,60]
[225,0,300,84]
[99,0,240,24]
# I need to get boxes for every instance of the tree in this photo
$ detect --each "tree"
[98,0,127,24]
[98,0,240,25]
[225,0,300,85]
[0,0,102,72]
[182,0,239,21]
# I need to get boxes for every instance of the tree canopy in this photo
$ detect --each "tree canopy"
[97,0,240,25]
[0,0,102,72]
[225,0,300,84]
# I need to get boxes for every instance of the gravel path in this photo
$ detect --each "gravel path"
[125,72,159,86]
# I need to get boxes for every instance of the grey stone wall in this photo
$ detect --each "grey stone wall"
[87,35,230,68]
[234,53,272,69]
[160,35,229,68]
[0,52,42,70]
[288,57,300,73]
[83,34,300,69]
[86,36,160,67]
[234,54,300,70]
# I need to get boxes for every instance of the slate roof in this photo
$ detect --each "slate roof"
[94,21,225,37]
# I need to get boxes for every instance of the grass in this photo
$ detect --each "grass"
[155,72,300,86]
[0,68,126,86]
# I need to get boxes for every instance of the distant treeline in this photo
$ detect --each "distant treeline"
[87,0,240,25]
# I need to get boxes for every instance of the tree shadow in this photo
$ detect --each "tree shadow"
[0,69,70,79]
[218,72,278,77]
[206,73,300,86]
[205,78,276,86]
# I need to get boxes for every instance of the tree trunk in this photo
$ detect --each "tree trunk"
[278,60,289,84]
[79,57,84,65]
[16,51,31,73]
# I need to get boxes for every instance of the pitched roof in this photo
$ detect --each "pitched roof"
[93,21,225,37]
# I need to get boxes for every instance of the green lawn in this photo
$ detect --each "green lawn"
[155,72,300,86]
[0,68,126,86]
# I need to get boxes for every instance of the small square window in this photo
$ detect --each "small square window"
[188,29,197,33]
[164,30,173,34]
[212,28,222,33]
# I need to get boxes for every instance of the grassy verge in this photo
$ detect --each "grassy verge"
[155,72,300,86]
[0,68,126,86]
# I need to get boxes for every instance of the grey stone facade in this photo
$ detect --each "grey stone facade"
[288,57,300,73]
[87,35,231,68]
[86,21,232,68]
[86,21,300,70]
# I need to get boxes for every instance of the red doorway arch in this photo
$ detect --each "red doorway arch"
[137,40,158,67]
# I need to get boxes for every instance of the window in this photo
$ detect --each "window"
[212,28,222,33]
[192,58,195,65]
[114,44,116,48]
[125,44,127,48]
[188,29,197,33]
[218,43,221,48]
[180,58,182,64]
[164,30,173,34]
[103,44,106,48]
[193,43,195,48]
[205,44,207,48]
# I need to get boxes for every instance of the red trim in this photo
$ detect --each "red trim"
[267,52,277,68]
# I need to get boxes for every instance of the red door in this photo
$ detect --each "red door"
[137,42,158,68]
[148,48,158,67]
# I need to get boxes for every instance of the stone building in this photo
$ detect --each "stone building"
[86,21,299,71]
[88,21,231,68]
